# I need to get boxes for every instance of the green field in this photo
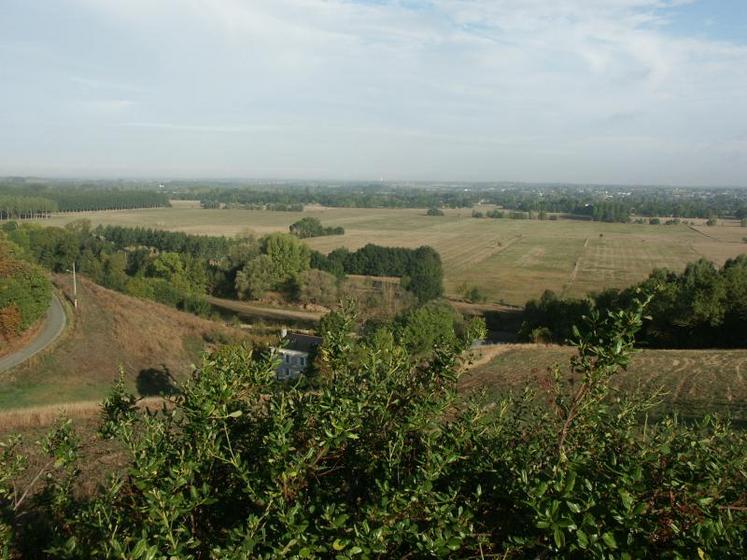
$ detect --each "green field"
[36,205,747,305]
[463,344,747,425]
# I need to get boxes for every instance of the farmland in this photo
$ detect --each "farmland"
[36,205,747,305]
[462,344,747,425]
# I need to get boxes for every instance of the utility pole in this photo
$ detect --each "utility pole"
[71,262,78,310]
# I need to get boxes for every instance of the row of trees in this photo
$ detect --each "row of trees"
[0,196,58,219]
[521,256,747,348]
[2,299,746,557]
[0,186,170,215]
[0,237,52,340]
[288,217,345,238]
[47,190,169,212]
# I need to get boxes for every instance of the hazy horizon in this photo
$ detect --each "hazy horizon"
[2,1,746,186]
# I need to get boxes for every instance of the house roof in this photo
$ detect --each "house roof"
[283,333,322,353]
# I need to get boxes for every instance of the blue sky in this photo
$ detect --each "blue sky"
[0,0,745,185]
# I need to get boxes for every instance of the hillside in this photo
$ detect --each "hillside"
[0,275,250,410]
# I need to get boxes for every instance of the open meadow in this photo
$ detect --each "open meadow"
[38,205,747,305]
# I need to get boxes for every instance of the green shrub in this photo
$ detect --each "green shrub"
[0,242,52,338]
[2,302,746,558]
[529,325,553,343]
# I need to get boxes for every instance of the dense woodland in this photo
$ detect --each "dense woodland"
[521,256,747,348]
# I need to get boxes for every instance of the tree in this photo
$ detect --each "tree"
[289,217,344,238]
[404,246,444,303]
[235,254,276,300]
[426,207,444,216]
[262,232,311,281]
[0,239,51,339]
[393,300,464,355]
[293,269,339,307]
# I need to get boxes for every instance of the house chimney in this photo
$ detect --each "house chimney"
[281,327,288,338]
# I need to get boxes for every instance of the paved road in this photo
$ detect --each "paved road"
[0,295,67,373]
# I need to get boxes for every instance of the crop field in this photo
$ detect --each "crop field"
[36,205,747,305]
[462,344,747,425]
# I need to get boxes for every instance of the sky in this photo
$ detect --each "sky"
[0,0,746,185]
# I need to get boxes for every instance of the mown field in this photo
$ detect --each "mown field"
[36,205,747,305]
[462,344,747,425]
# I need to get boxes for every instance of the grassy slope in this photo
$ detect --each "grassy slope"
[0,275,249,410]
[35,206,747,305]
[462,344,747,425]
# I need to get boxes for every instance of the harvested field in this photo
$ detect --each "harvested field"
[462,344,747,425]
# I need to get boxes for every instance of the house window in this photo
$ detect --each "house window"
[300,357,306,367]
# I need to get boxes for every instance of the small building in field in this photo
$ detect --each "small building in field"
[276,329,322,381]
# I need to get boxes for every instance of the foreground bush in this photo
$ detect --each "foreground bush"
[2,303,746,558]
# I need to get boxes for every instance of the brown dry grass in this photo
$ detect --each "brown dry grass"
[0,275,250,410]
[0,396,165,434]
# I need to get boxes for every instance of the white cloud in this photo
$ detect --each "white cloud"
[2,0,746,183]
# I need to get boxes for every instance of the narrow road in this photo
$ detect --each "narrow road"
[0,294,66,373]
[207,296,324,323]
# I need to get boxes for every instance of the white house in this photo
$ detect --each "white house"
[276,329,322,381]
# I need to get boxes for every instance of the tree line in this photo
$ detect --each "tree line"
[170,183,747,220]
[47,190,169,212]
[0,195,58,219]
[186,184,478,210]
[521,256,747,348]
[0,185,169,216]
